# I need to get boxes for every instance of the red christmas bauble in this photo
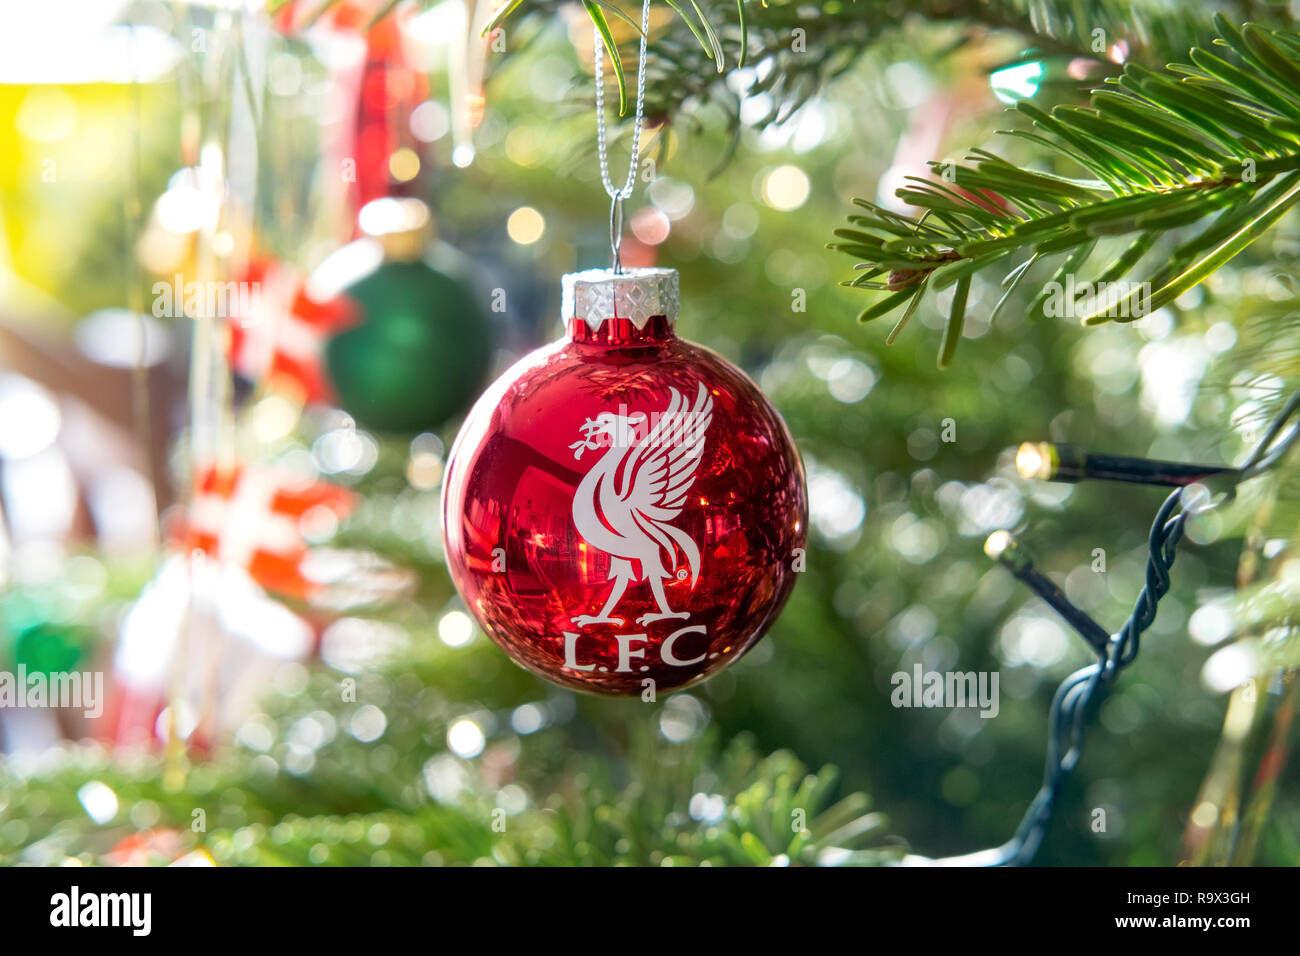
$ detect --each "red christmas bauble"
[443,268,807,696]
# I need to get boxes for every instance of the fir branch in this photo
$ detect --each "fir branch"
[0,621,901,869]
[830,16,1300,367]
[486,0,1262,136]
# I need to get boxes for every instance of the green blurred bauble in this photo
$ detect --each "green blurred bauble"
[12,622,84,676]
[325,201,494,434]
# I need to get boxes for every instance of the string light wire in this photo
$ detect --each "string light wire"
[919,390,1300,867]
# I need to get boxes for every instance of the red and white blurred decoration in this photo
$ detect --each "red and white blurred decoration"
[106,552,320,752]
[347,7,429,211]
[102,464,356,750]
[225,258,357,405]
[178,462,358,601]
[275,0,492,231]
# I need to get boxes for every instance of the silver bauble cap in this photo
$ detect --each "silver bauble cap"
[561,267,679,331]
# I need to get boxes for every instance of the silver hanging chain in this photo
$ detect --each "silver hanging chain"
[594,0,651,273]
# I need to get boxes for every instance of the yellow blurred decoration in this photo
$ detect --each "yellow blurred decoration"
[0,82,167,315]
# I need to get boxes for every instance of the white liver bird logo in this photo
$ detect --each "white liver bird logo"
[568,382,714,628]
